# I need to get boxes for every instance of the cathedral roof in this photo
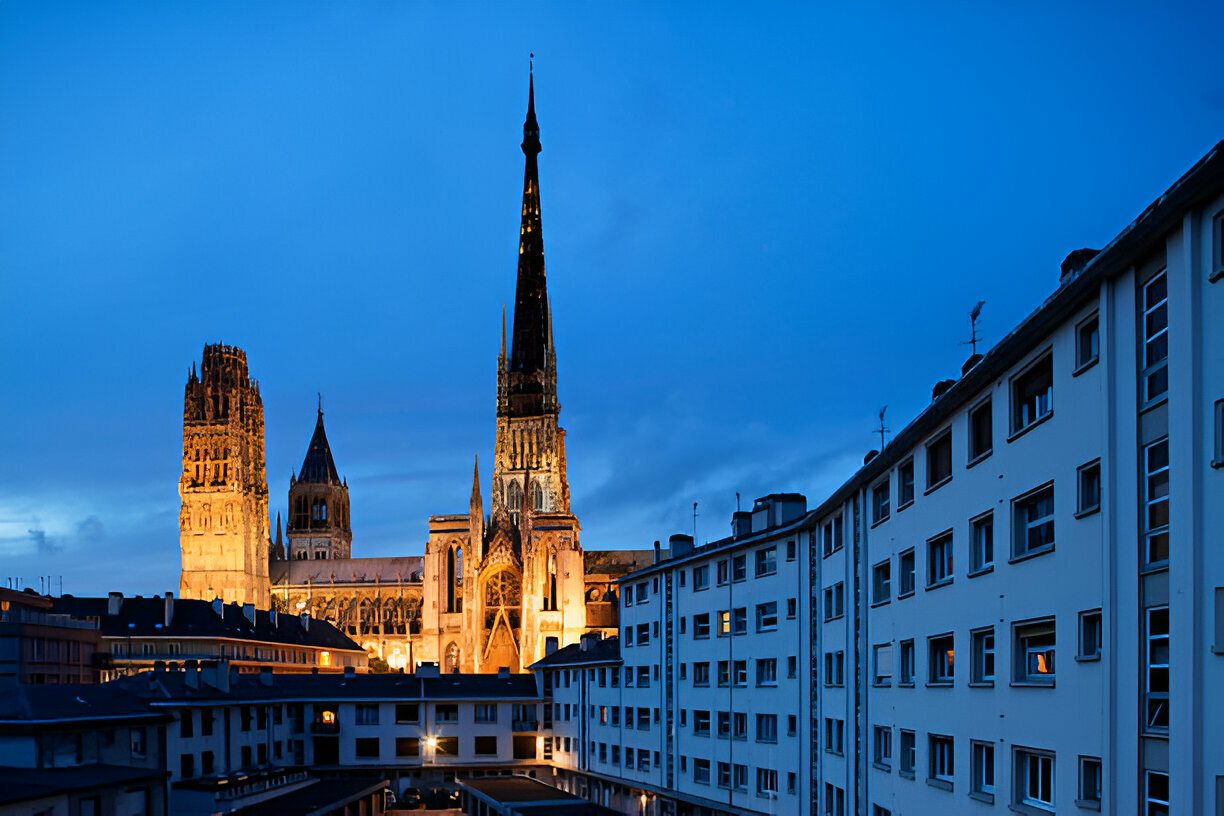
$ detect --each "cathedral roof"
[297,408,341,485]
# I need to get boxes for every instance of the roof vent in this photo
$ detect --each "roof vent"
[731,511,752,539]
[668,534,694,559]
[864,449,879,465]
[962,353,983,376]
[1060,248,1101,283]
[932,379,956,400]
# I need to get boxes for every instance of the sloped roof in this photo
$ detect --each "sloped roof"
[0,683,170,728]
[0,764,168,806]
[297,409,341,485]
[270,556,424,586]
[528,636,620,669]
[50,595,361,652]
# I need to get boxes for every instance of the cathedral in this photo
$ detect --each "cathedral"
[178,68,653,673]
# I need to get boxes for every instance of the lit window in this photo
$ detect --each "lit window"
[928,634,954,685]
[1014,619,1056,686]
[1140,271,1169,403]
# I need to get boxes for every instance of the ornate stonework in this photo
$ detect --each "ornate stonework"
[179,344,271,608]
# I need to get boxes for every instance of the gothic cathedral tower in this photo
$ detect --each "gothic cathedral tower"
[286,407,352,560]
[178,344,271,607]
[484,64,586,671]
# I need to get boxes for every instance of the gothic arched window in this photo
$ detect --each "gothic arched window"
[506,480,523,514]
[531,479,545,512]
[446,546,463,614]
[444,642,460,673]
[544,549,558,611]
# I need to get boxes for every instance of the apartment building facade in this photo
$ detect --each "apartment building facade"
[807,142,1224,816]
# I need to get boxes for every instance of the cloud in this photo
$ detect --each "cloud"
[27,527,63,556]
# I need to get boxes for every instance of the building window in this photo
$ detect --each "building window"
[1077,460,1102,516]
[970,511,993,573]
[788,655,797,678]
[926,429,953,489]
[1145,606,1169,732]
[823,582,845,621]
[872,643,893,687]
[756,713,778,743]
[824,650,845,686]
[1144,770,1169,815]
[824,718,844,755]
[693,613,710,639]
[1214,210,1224,282]
[732,607,747,635]
[898,458,915,507]
[355,704,379,726]
[1016,748,1055,811]
[872,478,890,524]
[872,559,891,604]
[786,539,796,561]
[693,710,711,736]
[1014,618,1056,686]
[355,737,380,759]
[1143,438,1170,567]
[900,730,916,777]
[716,559,729,585]
[899,639,915,685]
[757,768,779,797]
[898,549,915,596]
[1078,610,1102,661]
[693,758,711,785]
[822,514,844,556]
[1078,756,1102,807]
[1076,312,1100,372]
[693,662,710,686]
[693,565,709,591]
[755,546,777,577]
[474,704,497,723]
[971,627,995,685]
[928,734,954,785]
[1012,352,1053,435]
[732,554,747,582]
[1141,271,1169,404]
[972,741,995,799]
[969,399,993,462]
[824,783,845,816]
[755,659,777,687]
[928,633,954,685]
[927,532,953,587]
[1214,399,1224,468]
[1013,483,1055,559]
[787,597,797,619]
[873,725,892,769]
[756,602,778,632]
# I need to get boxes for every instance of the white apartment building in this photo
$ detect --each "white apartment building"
[809,141,1224,816]
[534,494,816,816]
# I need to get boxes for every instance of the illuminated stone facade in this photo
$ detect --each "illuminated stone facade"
[178,344,271,608]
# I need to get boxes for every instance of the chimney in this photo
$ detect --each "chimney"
[163,592,175,628]
[343,665,356,679]
[1060,247,1100,283]
[299,612,310,632]
[185,659,200,689]
[580,632,603,652]
[107,592,123,616]
[259,666,273,687]
[211,597,223,618]
[497,666,510,679]
[962,353,983,376]
[731,511,752,539]
[242,603,255,626]
[652,539,662,564]
[864,449,879,465]
[931,378,956,400]
[668,534,694,559]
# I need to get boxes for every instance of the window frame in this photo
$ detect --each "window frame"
[1011,482,1056,562]
[1014,747,1056,812]
[1076,459,1102,518]
[872,642,893,687]
[871,477,891,525]
[1009,349,1054,439]
[927,633,954,686]
[899,730,916,778]
[925,428,953,492]
[1144,605,1169,733]
[898,639,915,686]
[897,457,915,509]
[1078,609,1102,662]
[926,531,954,589]
[1077,755,1102,808]
[1074,311,1100,374]
[927,734,954,788]
[971,740,995,801]
[898,548,915,597]
[872,725,893,770]
[969,510,994,576]
[1142,438,1170,569]
[970,626,995,686]
[968,398,993,465]
[871,558,891,606]
[1140,270,1169,406]
[1012,617,1057,687]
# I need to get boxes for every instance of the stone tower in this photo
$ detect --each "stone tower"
[179,343,271,607]
[286,407,352,561]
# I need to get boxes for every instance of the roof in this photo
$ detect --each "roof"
[0,764,168,806]
[297,409,342,485]
[118,670,540,704]
[458,775,609,814]
[582,549,658,576]
[0,683,171,729]
[241,777,388,815]
[270,556,424,586]
[50,595,361,652]
[528,637,620,670]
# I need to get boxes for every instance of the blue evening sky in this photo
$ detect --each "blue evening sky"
[2,2,1221,594]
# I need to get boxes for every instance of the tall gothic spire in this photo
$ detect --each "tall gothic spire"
[298,407,342,484]
[509,59,551,378]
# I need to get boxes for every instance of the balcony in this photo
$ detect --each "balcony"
[512,719,538,732]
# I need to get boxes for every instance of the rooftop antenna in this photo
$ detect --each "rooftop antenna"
[317,392,323,413]
[735,492,741,513]
[962,300,987,355]
[876,405,890,449]
[692,502,699,543]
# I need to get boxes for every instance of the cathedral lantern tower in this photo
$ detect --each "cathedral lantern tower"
[179,343,271,607]
[286,406,352,561]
